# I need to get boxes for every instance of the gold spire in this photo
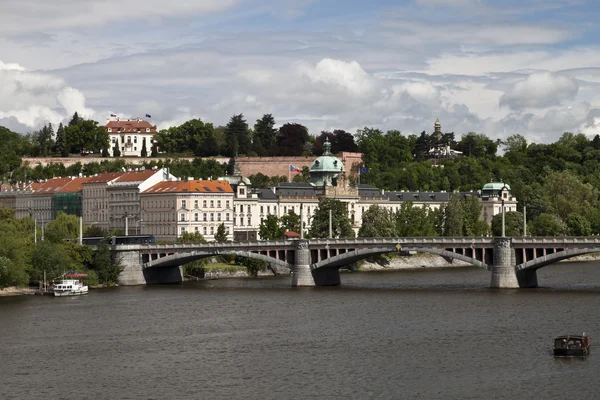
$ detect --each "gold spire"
[434,119,441,133]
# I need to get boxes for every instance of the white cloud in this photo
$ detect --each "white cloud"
[0,60,96,130]
[416,0,481,7]
[0,0,241,34]
[500,72,579,110]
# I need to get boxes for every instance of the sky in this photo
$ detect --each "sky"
[1,0,599,143]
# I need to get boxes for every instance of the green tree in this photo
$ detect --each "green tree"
[491,211,524,237]
[259,214,284,240]
[309,199,355,238]
[215,223,228,242]
[566,214,592,236]
[395,202,438,237]
[177,231,207,243]
[529,213,567,236]
[224,114,251,156]
[44,212,82,243]
[140,138,148,157]
[358,205,396,237]
[253,114,277,156]
[30,242,71,283]
[281,211,301,234]
[89,239,123,285]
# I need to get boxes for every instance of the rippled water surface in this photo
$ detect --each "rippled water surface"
[2,263,600,399]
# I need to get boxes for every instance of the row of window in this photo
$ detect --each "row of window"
[180,226,231,236]
[181,200,230,209]
[180,212,230,222]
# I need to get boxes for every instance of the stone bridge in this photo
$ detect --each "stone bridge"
[114,236,600,288]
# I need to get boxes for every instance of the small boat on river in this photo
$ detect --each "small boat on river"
[53,274,89,297]
[554,334,590,357]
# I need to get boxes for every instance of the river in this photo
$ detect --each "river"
[2,262,600,399]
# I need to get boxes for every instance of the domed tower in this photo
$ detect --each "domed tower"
[310,139,344,187]
[309,138,358,198]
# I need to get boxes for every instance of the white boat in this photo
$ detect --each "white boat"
[53,274,89,297]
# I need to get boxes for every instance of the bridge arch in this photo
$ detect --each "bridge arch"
[517,248,599,271]
[311,247,490,271]
[143,250,293,271]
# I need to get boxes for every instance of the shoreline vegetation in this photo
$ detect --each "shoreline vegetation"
[3,253,600,297]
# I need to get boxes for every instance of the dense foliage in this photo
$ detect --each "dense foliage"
[0,209,121,288]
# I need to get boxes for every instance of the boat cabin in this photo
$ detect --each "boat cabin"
[554,335,590,357]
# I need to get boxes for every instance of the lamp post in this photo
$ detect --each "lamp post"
[523,201,527,237]
[501,199,506,237]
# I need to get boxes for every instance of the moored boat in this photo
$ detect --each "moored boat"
[53,274,89,297]
[554,334,590,357]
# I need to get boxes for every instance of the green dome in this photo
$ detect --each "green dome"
[310,139,344,187]
[482,182,511,191]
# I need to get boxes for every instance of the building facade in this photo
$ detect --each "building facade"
[106,118,157,157]
[140,180,235,241]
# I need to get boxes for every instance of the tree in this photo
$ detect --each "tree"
[224,114,251,156]
[566,214,592,236]
[529,213,567,236]
[150,142,158,157]
[140,138,148,157]
[89,239,123,285]
[30,242,71,282]
[358,205,396,237]
[313,130,358,155]
[215,223,228,242]
[44,212,82,243]
[253,114,277,156]
[259,215,284,240]
[113,143,121,157]
[309,199,354,238]
[281,211,301,234]
[55,123,69,157]
[276,123,310,156]
[491,211,524,237]
[395,202,438,237]
[177,231,207,244]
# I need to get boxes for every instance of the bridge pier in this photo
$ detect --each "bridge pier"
[292,240,315,287]
[118,250,147,286]
[490,238,520,288]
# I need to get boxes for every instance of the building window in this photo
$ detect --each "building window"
[217,200,221,208]
[194,213,198,221]
[210,213,214,221]
[239,205,243,213]
[247,216,251,226]
[134,147,137,151]
[194,200,198,208]
[134,136,137,143]
[226,213,230,221]
[260,206,264,213]
[195,227,199,232]
[210,200,214,208]
[127,136,131,144]
[181,227,186,234]
[180,213,185,222]
[240,188,245,195]
[217,213,221,221]
[226,200,230,208]
[240,217,244,226]
[210,226,214,235]
[203,200,207,208]
[182,200,186,209]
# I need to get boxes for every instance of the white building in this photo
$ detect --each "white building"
[140,179,235,241]
[106,118,157,157]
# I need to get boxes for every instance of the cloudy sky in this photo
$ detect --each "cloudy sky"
[1,0,599,143]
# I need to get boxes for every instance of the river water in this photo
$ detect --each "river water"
[2,262,600,400]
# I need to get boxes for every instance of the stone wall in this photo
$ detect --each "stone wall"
[21,152,364,179]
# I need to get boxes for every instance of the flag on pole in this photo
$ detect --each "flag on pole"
[145,114,152,118]
[290,164,300,172]
[110,113,117,117]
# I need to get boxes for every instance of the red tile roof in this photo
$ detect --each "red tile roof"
[105,119,157,133]
[57,177,94,193]
[32,178,73,195]
[83,172,123,184]
[114,169,157,183]
[142,180,233,194]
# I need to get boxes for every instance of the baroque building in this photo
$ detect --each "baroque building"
[106,118,157,157]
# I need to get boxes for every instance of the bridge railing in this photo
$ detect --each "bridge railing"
[512,236,600,245]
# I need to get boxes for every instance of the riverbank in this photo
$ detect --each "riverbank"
[0,287,33,297]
